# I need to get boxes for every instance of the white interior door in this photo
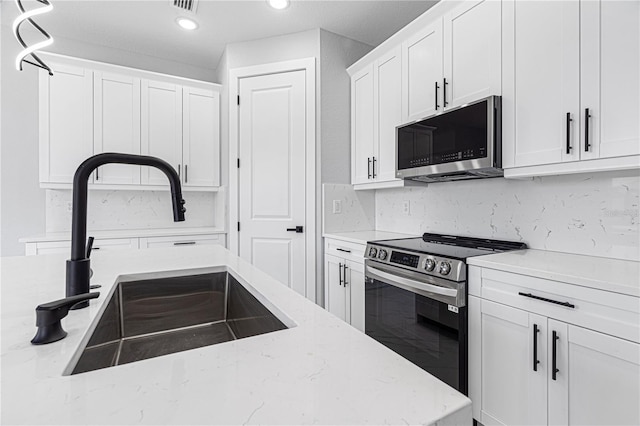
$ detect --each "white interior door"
[238,70,307,296]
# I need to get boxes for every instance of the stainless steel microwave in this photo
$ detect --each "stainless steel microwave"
[396,96,502,183]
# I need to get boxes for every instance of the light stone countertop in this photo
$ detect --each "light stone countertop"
[19,227,226,243]
[468,249,640,297]
[323,230,415,246]
[0,246,471,425]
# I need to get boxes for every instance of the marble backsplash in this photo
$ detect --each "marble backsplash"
[322,184,375,233]
[375,170,639,261]
[46,190,218,232]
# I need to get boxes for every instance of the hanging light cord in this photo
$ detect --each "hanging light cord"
[13,0,54,76]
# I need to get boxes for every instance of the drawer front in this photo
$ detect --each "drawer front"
[325,239,365,263]
[32,238,138,255]
[473,267,640,343]
[140,234,225,249]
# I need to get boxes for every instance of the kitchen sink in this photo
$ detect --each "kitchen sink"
[68,271,289,374]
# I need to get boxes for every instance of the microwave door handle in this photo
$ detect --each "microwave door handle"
[365,264,457,298]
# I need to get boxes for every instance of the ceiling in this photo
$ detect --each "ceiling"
[3,0,437,71]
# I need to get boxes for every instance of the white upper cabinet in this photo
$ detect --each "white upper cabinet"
[581,0,640,160]
[503,0,640,176]
[39,55,221,190]
[374,47,403,183]
[140,80,183,186]
[182,86,220,187]
[93,72,141,185]
[401,19,444,122]
[351,48,404,188]
[507,0,581,168]
[39,63,93,184]
[443,0,501,109]
[351,65,375,185]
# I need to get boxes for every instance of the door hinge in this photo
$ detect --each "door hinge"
[237,158,240,168]
[237,222,240,232]
[237,95,240,105]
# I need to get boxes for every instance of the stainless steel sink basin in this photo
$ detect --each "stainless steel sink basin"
[69,271,288,374]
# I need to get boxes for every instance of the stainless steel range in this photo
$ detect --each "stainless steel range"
[364,233,526,394]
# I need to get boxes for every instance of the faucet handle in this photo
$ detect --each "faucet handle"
[86,236,95,258]
[31,292,100,345]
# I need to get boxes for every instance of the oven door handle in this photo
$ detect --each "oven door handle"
[365,263,459,299]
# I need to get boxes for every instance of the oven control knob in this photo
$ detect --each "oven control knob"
[378,249,388,260]
[439,261,451,275]
[368,247,378,258]
[425,258,436,271]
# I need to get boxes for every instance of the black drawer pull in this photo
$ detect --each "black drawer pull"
[174,241,196,246]
[336,248,351,253]
[585,108,591,152]
[518,292,575,308]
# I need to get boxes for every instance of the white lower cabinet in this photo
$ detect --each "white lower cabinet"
[25,238,139,256]
[469,267,640,426]
[138,233,224,249]
[25,233,225,255]
[324,239,366,332]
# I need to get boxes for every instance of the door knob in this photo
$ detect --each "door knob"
[286,226,304,233]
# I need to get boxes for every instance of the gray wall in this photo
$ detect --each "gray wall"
[0,7,216,256]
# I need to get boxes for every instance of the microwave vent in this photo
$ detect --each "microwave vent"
[171,0,198,13]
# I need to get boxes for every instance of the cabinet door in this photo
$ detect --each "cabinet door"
[141,80,182,185]
[351,65,375,185]
[346,260,364,332]
[509,0,580,167]
[374,47,402,183]
[325,254,348,322]
[581,0,640,160]
[93,72,141,185]
[479,299,547,426]
[401,19,443,122]
[443,0,501,108]
[548,322,640,426]
[39,63,93,184]
[183,86,220,187]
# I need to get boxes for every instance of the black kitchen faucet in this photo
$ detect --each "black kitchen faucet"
[66,153,186,308]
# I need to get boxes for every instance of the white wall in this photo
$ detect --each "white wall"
[0,11,216,256]
[375,170,640,262]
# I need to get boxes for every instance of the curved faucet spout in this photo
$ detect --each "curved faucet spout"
[67,153,186,307]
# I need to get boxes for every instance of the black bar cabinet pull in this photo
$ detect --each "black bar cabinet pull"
[566,112,573,154]
[185,164,188,183]
[443,78,448,107]
[343,264,349,286]
[585,108,591,152]
[338,263,344,286]
[435,81,439,110]
[178,164,181,178]
[173,241,196,246]
[367,157,372,179]
[336,248,351,253]
[518,292,575,308]
[95,167,99,181]
[552,330,559,380]
[533,324,540,372]
[372,157,377,178]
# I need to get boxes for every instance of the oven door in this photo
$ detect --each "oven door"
[364,259,467,394]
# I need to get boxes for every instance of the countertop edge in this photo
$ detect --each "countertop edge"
[19,227,227,243]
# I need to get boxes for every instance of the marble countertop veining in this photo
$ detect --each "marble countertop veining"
[19,226,226,243]
[323,230,416,245]
[0,246,471,425]
[468,249,640,297]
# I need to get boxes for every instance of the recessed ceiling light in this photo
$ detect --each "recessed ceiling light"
[176,17,198,30]
[267,0,290,10]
